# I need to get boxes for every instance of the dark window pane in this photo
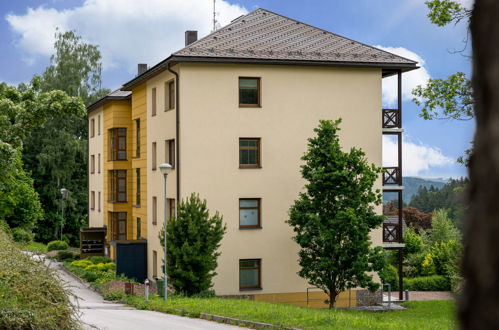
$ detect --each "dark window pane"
[239,79,258,88]
[240,260,258,268]
[240,269,259,287]
[240,88,258,105]
[240,200,258,207]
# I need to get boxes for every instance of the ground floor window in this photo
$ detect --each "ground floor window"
[109,212,127,240]
[153,250,158,278]
[239,259,261,290]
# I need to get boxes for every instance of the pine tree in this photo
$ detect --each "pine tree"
[159,193,226,296]
[287,119,385,308]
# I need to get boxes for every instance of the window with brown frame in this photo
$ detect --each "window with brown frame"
[168,198,175,220]
[239,77,260,107]
[135,119,141,157]
[152,142,157,170]
[239,138,261,168]
[165,139,175,168]
[98,153,101,173]
[239,259,261,290]
[90,118,95,137]
[153,250,158,277]
[152,196,157,225]
[109,128,127,160]
[165,80,175,110]
[110,212,127,240]
[98,115,101,135]
[90,191,95,210]
[109,170,127,202]
[136,217,141,239]
[98,191,101,212]
[239,199,261,228]
[152,87,157,116]
[135,168,141,206]
[90,155,95,174]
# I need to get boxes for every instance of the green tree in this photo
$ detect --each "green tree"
[22,30,109,243]
[159,193,226,296]
[287,119,385,308]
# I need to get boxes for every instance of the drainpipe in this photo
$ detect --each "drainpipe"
[167,63,180,204]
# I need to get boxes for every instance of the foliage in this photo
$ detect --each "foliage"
[15,241,47,253]
[0,228,78,329]
[403,227,424,255]
[403,206,432,232]
[160,193,226,296]
[22,30,109,244]
[55,250,79,262]
[11,227,33,243]
[67,258,120,285]
[413,72,473,121]
[404,275,451,291]
[287,119,385,308]
[379,264,399,291]
[424,209,461,245]
[124,294,456,330]
[425,0,471,27]
[88,256,112,264]
[409,178,468,228]
[47,240,69,251]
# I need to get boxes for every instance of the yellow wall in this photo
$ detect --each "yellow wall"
[254,290,357,308]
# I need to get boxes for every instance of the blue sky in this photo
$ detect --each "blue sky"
[0,0,473,179]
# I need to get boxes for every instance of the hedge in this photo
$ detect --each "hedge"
[404,275,451,291]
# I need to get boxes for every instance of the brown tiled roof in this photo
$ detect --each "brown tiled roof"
[173,8,417,66]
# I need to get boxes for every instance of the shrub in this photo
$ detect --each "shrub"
[403,228,423,255]
[71,259,93,268]
[55,250,79,262]
[88,256,112,264]
[47,240,69,251]
[404,275,451,291]
[379,264,398,291]
[421,252,437,276]
[11,227,33,243]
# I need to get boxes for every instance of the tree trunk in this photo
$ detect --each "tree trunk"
[328,290,337,309]
[459,1,499,328]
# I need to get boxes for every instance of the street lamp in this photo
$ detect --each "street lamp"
[60,188,69,241]
[159,163,172,302]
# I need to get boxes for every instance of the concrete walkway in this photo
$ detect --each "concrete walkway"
[43,257,240,330]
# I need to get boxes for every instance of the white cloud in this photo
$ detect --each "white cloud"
[6,0,247,72]
[383,135,453,176]
[374,46,430,108]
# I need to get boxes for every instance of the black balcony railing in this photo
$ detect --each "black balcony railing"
[383,167,401,185]
[383,223,400,243]
[382,109,401,128]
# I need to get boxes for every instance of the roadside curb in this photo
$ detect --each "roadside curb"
[199,312,301,329]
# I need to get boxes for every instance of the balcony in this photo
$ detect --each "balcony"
[383,222,400,243]
[382,109,401,129]
[383,167,401,185]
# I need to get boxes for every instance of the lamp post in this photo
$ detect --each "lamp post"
[60,188,69,241]
[159,163,172,302]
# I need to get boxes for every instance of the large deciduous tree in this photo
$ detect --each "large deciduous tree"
[460,0,499,327]
[22,30,109,243]
[287,119,385,309]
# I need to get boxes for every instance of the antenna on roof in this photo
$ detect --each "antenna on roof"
[212,0,220,32]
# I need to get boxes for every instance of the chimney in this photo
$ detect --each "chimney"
[137,63,147,75]
[185,31,198,46]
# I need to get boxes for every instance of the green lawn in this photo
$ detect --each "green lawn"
[15,241,47,253]
[125,295,456,329]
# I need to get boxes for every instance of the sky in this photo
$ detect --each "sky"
[0,0,474,179]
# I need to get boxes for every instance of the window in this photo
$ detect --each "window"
[98,115,101,135]
[152,87,157,116]
[239,138,261,168]
[135,168,141,206]
[137,217,141,239]
[153,250,158,277]
[239,199,261,228]
[168,198,175,220]
[90,118,95,137]
[98,154,101,173]
[98,191,101,212]
[239,77,260,107]
[152,196,157,225]
[110,212,127,240]
[152,142,157,170]
[135,119,140,157]
[165,139,175,168]
[239,259,261,290]
[90,191,95,210]
[165,80,175,110]
[109,128,127,160]
[109,170,127,202]
[90,155,95,174]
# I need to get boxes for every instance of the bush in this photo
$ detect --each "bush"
[47,240,69,251]
[11,227,33,243]
[403,228,423,255]
[88,256,112,264]
[71,259,93,268]
[379,264,398,291]
[0,228,78,329]
[55,250,79,262]
[404,275,451,291]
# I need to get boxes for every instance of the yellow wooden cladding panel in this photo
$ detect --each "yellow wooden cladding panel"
[253,290,357,308]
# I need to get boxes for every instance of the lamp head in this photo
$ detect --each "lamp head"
[60,188,69,199]
[159,163,172,176]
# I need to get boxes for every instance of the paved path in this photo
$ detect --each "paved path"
[43,258,239,330]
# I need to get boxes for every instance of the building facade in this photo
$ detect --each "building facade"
[87,8,416,306]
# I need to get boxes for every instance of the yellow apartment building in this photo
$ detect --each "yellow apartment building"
[87,8,415,307]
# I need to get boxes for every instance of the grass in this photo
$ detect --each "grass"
[123,295,456,329]
[15,240,48,253]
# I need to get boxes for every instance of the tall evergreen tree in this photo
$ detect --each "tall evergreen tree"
[287,119,385,308]
[22,30,109,243]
